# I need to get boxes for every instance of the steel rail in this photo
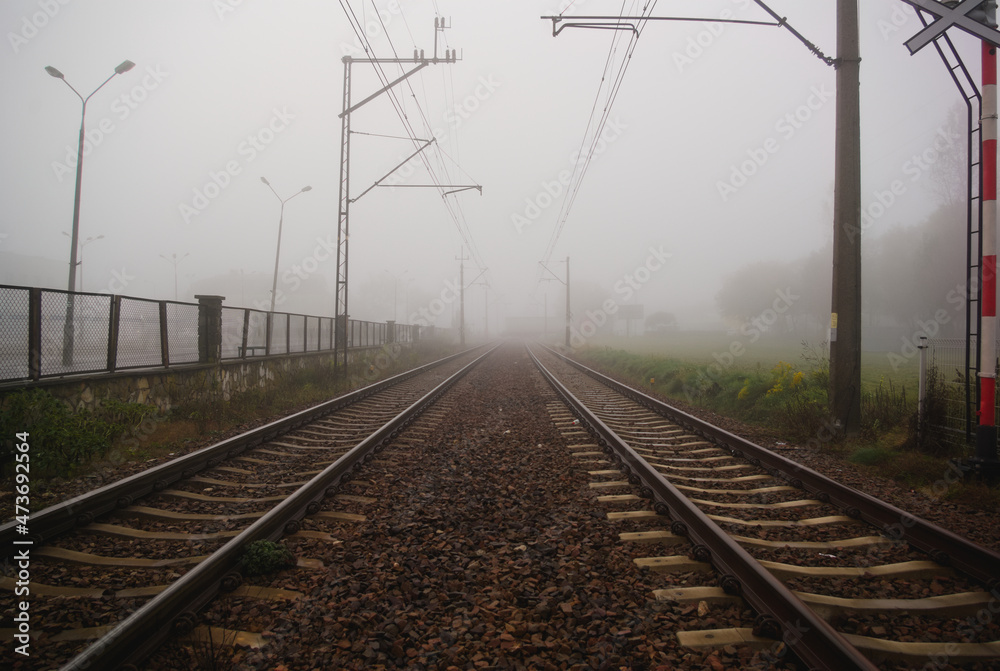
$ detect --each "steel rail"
[1,346,483,556]
[62,343,499,670]
[528,345,877,671]
[543,345,1000,588]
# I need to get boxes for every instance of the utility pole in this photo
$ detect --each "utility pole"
[473,279,489,340]
[565,256,571,348]
[456,248,468,346]
[539,257,571,347]
[334,19,464,374]
[829,0,862,437]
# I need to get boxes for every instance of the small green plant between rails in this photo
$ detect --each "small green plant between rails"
[239,539,295,576]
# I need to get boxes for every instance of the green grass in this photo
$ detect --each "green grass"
[574,339,845,441]
[583,332,920,395]
[0,389,157,478]
[848,446,894,467]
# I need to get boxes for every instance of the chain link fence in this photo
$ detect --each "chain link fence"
[0,287,31,381]
[40,291,111,377]
[166,302,199,364]
[0,284,418,383]
[117,297,163,369]
[923,337,998,452]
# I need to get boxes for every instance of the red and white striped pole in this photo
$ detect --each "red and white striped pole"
[978,40,999,461]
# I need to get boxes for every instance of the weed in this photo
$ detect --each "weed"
[848,446,894,467]
[940,482,1000,512]
[799,340,830,389]
[892,451,948,488]
[186,615,240,671]
[0,389,155,478]
[240,540,294,576]
[576,341,916,448]
[912,365,968,458]
[860,378,910,441]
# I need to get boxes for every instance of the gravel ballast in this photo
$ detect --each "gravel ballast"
[147,344,776,670]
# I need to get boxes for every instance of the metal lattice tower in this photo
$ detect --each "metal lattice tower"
[334,20,460,373]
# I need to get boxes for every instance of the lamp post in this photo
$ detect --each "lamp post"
[159,252,190,301]
[261,176,311,313]
[61,232,104,292]
[47,59,135,364]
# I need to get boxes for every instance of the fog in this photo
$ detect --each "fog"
[0,0,979,347]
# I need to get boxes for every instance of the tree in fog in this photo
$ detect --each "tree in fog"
[863,202,966,335]
[716,201,966,345]
[927,104,968,209]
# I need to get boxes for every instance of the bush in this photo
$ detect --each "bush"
[240,540,295,576]
[0,390,157,478]
[861,378,909,440]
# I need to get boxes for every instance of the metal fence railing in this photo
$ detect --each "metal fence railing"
[922,337,998,452]
[0,284,419,384]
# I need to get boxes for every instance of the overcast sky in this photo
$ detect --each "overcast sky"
[0,0,980,331]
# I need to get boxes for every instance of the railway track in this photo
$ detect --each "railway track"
[1,345,493,670]
[144,341,723,670]
[5,341,999,670]
[529,343,1000,670]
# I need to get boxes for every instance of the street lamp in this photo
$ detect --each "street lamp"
[261,176,312,313]
[47,59,135,364]
[159,252,190,301]
[61,232,104,292]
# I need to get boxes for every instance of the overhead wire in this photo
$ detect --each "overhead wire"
[337,0,493,323]
[371,0,487,273]
[538,0,635,275]
[340,0,413,135]
[339,0,486,275]
[541,0,651,267]
[539,0,658,275]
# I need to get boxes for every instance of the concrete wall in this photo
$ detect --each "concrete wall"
[0,344,408,414]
